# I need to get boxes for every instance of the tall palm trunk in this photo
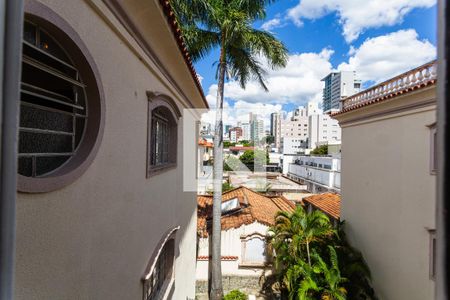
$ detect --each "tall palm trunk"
[306,240,311,266]
[210,43,226,300]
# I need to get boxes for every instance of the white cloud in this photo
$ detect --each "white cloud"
[338,29,436,82]
[286,0,436,42]
[205,48,333,107]
[202,29,436,128]
[261,17,285,31]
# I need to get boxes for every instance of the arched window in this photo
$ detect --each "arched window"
[18,11,104,193]
[241,233,267,265]
[142,227,179,300]
[147,92,180,177]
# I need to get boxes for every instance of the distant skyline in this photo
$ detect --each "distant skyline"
[197,0,437,129]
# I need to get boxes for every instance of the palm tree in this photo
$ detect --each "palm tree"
[270,206,334,267]
[315,246,348,300]
[301,210,335,266]
[171,1,288,298]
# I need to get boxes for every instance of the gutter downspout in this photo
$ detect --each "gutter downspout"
[0,1,23,300]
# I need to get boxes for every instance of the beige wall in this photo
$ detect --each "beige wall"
[196,222,269,280]
[335,87,436,300]
[16,0,205,299]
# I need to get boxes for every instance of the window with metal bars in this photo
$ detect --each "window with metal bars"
[18,21,87,177]
[149,106,176,171]
[142,239,175,300]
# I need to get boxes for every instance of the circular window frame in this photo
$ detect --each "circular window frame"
[18,1,105,193]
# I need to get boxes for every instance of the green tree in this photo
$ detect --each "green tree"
[260,135,275,145]
[269,208,376,300]
[223,141,236,148]
[310,144,328,155]
[171,1,288,298]
[239,149,269,171]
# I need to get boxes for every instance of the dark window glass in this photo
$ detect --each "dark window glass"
[150,107,175,167]
[18,21,87,177]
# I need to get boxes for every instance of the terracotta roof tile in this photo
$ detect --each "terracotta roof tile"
[303,193,341,220]
[197,187,295,237]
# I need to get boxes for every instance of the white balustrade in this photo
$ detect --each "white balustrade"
[341,61,437,111]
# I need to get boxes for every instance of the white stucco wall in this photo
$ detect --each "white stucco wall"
[196,222,270,280]
[336,88,436,300]
[15,1,204,299]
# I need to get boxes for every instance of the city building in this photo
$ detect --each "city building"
[225,124,232,134]
[279,106,310,148]
[196,187,295,290]
[250,113,264,143]
[229,127,243,143]
[241,122,251,141]
[332,61,437,299]
[200,122,212,135]
[14,1,207,299]
[281,137,308,155]
[271,112,282,149]
[308,113,341,149]
[287,155,341,193]
[322,71,361,113]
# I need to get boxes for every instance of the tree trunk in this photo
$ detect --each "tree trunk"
[209,44,226,300]
[306,240,311,266]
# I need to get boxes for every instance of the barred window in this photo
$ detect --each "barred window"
[19,21,87,177]
[147,93,180,177]
[151,108,171,166]
[143,239,175,300]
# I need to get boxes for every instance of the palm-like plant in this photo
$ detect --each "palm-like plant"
[270,206,334,267]
[301,210,335,266]
[170,1,288,298]
[315,246,348,300]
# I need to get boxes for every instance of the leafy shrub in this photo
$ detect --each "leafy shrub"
[223,290,247,300]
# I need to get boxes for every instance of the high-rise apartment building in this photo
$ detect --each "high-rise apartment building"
[229,127,243,143]
[308,114,341,149]
[241,123,251,141]
[271,112,282,148]
[322,71,361,113]
[249,113,264,143]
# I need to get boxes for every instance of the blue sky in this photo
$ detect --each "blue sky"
[196,0,437,125]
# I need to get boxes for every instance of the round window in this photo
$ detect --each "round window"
[19,21,87,177]
[18,14,104,193]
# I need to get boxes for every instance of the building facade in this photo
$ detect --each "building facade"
[333,61,437,300]
[308,113,341,149]
[287,155,341,193]
[15,1,207,299]
[229,127,243,143]
[281,137,308,155]
[196,187,294,281]
[322,71,361,113]
[250,113,264,143]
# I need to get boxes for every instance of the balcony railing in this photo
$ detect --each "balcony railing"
[341,60,437,111]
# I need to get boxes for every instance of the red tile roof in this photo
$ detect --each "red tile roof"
[303,193,341,220]
[198,139,213,148]
[197,187,295,237]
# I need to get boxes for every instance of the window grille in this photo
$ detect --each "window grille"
[143,239,175,300]
[150,108,173,167]
[18,21,87,177]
